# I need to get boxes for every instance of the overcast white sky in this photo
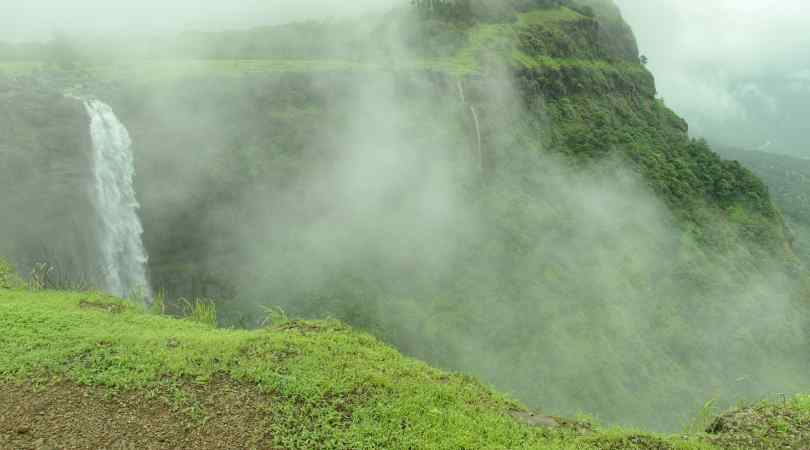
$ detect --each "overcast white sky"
[0,0,398,41]
[615,0,810,154]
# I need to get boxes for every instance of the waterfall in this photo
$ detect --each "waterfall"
[456,79,484,171]
[468,105,483,171]
[83,99,151,300]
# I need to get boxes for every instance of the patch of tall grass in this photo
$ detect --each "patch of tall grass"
[180,298,219,327]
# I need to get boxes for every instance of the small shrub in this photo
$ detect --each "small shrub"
[685,399,719,434]
[0,258,25,290]
[27,261,94,292]
[180,298,218,327]
[148,289,167,315]
[126,286,154,308]
[259,305,290,328]
[28,262,53,291]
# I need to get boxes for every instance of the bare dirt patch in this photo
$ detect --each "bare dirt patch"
[78,300,126,314]
[0,380,277,450]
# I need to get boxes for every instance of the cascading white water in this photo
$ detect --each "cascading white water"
[456,79,484,171]
[84,99,151,300]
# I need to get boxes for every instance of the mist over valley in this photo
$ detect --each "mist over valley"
[1,1,810,448]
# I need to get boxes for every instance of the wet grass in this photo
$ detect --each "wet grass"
[705,396,810,449]
[0,287,746,449]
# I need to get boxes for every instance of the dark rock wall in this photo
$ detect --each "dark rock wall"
[0,77,99,284]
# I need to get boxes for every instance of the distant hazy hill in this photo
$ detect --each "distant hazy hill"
[717,146,810,263]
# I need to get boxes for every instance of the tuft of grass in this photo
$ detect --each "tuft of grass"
[27,262,53,291]
[148,289,167,315]
[685,399,720,435]
[180,297,219,327]
[24,261,95,292]
[126,285,151,307]
[0,258,24,290]
[704,396,810,449]
[259,305,289,328]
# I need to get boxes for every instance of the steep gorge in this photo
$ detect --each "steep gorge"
[0,79,98,284]
[0,0,807,430]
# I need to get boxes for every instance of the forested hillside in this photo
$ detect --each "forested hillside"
[716,147,810,264]
[1,0,808,431]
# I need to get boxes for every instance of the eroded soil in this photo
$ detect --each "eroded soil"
[0,381,276,450]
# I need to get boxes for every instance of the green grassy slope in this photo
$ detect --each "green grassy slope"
[4,282,810,449]
[0,286,720,450]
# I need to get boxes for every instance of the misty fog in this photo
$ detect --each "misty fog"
[616,0,810,156]
[2,0,810,435]
[0,0,401,42]
[6,0,807,157]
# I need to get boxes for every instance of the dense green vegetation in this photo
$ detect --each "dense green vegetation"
[715,147,810,264]
[1,0,808,434]
[3,284,810,449]
[0,286,684,449]
[0,259,23,290]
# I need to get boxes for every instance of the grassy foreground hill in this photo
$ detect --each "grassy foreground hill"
[2,284,810,450]
[0,286,684,449]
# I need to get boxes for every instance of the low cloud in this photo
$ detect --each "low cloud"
[788,69,810,93]
[0,0,404,42]
[616,0,810,154]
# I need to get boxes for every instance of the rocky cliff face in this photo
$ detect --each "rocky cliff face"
[0,77,99,283]
[87,1,787,301]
